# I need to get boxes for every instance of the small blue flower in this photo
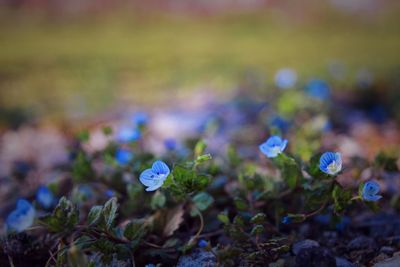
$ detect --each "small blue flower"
[274,68,297,89]
[164,138,177,151]
[305,79,330,101]
[281,216,291,224]
[77,184,94,200]
[198,239,209,248]
[259,136,288,158]
[6,199,35,232]
[269,116,290,133]
[139,160,170,192]
[115,148,133,165]
[105,189,115,198]
[36,186,55,209]
[133,112,149,126]
[116,126,141,143]
[319,152,342,175]
[362,181,382,201]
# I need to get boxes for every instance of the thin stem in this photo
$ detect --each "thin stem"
[350,195,362,202]
[305,199,328,219]
[189,206,204,245]
[7,255,15,267]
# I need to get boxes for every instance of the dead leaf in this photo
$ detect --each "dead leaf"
[163,205,184,237]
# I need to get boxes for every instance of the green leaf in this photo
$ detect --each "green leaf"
[124,219,147,242]
[76,130,90,143]
[227,145,241,167]
[274,154,302,189]
[217,212,230,225]
[72,151,94,182]
[332,185,352,214]
[234,197,248,211]
[195,153,212,164]
[40,197,79,233]
[87,205,103,225]
[374,152,399,172]
[194,139,207,157]
[68,244,88,267]
[168,165,211,196]
[102,126,113,136]
[101,197,118,231]
[192,192,214,211]
[250,225,264,236]
[151,191,166,210]
[250,213,267,224]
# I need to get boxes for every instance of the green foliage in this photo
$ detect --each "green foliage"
[87,205,103,225]
[332,185,352,214]
[273,153,302,189]
[194,139,207,158]
[250,225,264,236]
[101,197,119,231]
[151,191,167,210]
[40,197,79,232]
[375,152,399,172]
[72,151,94,182]
[76,130,90,143]
[163,165,210,198]
[250,213,267,224]
[218,211,230,225]
[124,219,147,248]
[192,192,214,211]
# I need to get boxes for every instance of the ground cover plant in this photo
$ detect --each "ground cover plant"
[0,73,399,267]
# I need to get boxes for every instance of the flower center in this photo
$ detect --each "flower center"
[327,161,338,174]
[272,145,282,155]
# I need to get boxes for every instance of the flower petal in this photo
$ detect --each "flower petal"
[139,169,158,187]
[151,160,170,176]
[145,179,164,192]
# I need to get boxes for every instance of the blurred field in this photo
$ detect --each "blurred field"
[0,5,399,120]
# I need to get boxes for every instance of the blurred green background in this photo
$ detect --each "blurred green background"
[0,0,399,122]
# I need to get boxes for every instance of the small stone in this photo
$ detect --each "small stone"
[373,255,400,267]
[380,247,395,255]
[295,247,336,267]
[292,239,320,255]
[269,258,285,267]
[177,249,217,267]
[335,257,355,267]
[347,236,377,251]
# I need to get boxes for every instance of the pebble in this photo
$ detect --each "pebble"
[292,239,320,255]
[295,247,336,267]
[373,255,400,267]
[177,249,217,267]
[347,236,377,251]
[335,257,355,267]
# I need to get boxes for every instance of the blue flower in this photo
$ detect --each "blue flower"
[115,148,133,165]
[259,136,288,158]
[139,160,170,192]
[164,138,177,151]
[76,184,94,201]
[319,152,342,175]
[36,186,55,209]
[6,199,35,232]
[362,181,382,201]
[305,79,330,101]
[105,189,115,198]
[269,116,290,133]
[116,126,141,143]
[281,216,291,224]
[274,68,297,89]
[198,239,209,248]
[133,112,149,126]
